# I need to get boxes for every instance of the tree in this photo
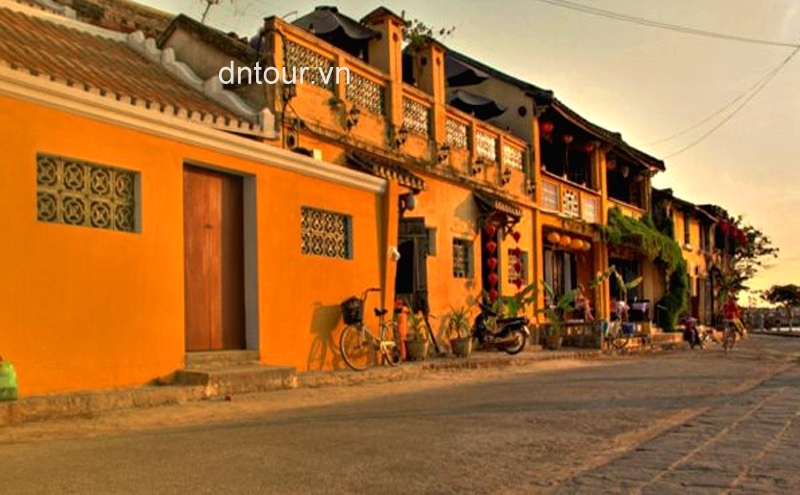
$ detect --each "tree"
[763,284,800,330]
[715,216,779,307]
[199,0,235,24]
[400,11,456,49]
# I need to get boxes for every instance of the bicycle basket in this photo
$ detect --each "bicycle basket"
[341,297,364,325]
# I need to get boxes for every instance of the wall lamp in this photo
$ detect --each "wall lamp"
[399,192,417,212]
[394,125,409,149]
[437,143,451,163]
[345,105,361,130]
[501,168,512,185]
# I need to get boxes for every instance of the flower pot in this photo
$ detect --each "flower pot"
[450,337,473,358]
[404,340,430,361]
[544,334,563,351]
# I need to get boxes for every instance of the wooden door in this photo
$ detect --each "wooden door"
[395,218,429,312]
[183,166,246,351]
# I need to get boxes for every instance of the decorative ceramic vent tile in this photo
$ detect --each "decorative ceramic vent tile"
[542,181,560,211]
[36,154,137,232]
[301,207,352,259]
[402,97,430,137]
[347,72,385,116]
[285,40,335,92]
[503,144,524,170]
[445,118,468,149]
[475,131,497,163]
[562,189,580,217]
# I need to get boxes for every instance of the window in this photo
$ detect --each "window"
[508,249,529,284]
[301,207,353,259]
[36,153,139,233]
[683,212,691,246]
[452,238,473,279]
[426,227,437,256]
[699,224,709,252]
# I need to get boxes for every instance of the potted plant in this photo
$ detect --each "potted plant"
[538,283,578,350]
[404,311,429,361]
[448,306,473,358]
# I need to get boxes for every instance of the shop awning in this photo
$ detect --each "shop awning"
[346,152,425,192]
[449,89,507,120]
[474,190,522,219]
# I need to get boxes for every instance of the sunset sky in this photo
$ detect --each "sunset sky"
[139,0,800,303]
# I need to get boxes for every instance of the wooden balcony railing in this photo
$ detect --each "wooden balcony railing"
[608,198,645,220]
[541,174,601,223]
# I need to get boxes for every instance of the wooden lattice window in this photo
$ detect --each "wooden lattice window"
[301,206,353,259]
[36,153,139,233]
[452,238,473,279]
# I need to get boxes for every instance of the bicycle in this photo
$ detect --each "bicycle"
[602,318,635,350]
[721,319,739,354]
[339,288,402,371]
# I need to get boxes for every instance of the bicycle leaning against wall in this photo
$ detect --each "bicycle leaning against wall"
[339,288,402,371]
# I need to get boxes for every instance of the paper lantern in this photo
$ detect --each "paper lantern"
[485,240,497,253]
[513,279,523,289]
[582,142,595,153]
[559,235,572,247]
[486,257,498,270]
[546,232,561,244]
[511,246,522,257]
[484,225,497,237]
[488,273,499,286]
[562,134,574,144]
[540,121,554,134]
[512,231,522,243]
[570,238,584,250]
[489,289,499,302]
[582,241,592,251]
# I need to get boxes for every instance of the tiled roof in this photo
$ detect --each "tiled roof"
[23,0,174,38]
[0,3,257,128]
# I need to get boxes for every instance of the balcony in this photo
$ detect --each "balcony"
[608,198,645,220]
[540,174,601,223]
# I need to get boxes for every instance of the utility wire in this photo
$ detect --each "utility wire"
[663,43,800,159]
[645,57,792,146]
[534,0,800,48]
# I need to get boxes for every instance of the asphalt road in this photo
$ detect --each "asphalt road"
[1,336,799,494]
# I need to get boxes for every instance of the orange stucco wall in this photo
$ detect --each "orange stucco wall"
[0,95,386,395]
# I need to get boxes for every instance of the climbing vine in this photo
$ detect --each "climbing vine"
[600,208,688,330]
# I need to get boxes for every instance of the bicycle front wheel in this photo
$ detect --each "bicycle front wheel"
[340,324,374,371]
[381,322,402,366]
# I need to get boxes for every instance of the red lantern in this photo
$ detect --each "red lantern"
[540,121,554,134]
[489,289,499,302]
[511,246,522,257]
[513,261,522,273]
[488,273,499,286]
[513,279,523,289]
[582,142,595,153]
[512,231,521,243]
[484,225,497,237]
[562,134,574,144]
[486,240,497,253]
[486,257,498,270]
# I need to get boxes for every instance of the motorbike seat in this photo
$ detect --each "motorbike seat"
[374,308,388,317]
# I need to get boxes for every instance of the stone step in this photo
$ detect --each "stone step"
[184,350,261,370]
[174,364,297,398]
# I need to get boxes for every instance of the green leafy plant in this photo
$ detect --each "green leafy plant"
[401,11,456,49]
[500,282,539,318]
[447,306,472,339]
[537,282,578,340]
[406,311,428,342]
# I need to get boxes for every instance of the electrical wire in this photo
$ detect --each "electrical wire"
[663,43,800,159]
[533,0,800,48]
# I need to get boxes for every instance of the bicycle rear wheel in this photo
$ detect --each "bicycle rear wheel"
[380,322,402,366]
[340,324,374,371]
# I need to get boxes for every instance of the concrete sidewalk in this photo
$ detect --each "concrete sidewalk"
[0,347,601,427]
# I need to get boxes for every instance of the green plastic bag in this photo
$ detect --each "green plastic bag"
[0,359,18,401]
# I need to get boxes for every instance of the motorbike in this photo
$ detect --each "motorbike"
[472,303,531,354]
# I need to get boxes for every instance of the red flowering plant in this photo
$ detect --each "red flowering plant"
[714,215,778,305]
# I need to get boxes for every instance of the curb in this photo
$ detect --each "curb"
[751,330,800,338]
[0,349,603,427]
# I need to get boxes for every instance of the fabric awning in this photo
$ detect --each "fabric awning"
[474,190,522,219]
[346,152,426,192]
[449,89,507,120]
[293,7,379,40]
[445,53,490,87]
